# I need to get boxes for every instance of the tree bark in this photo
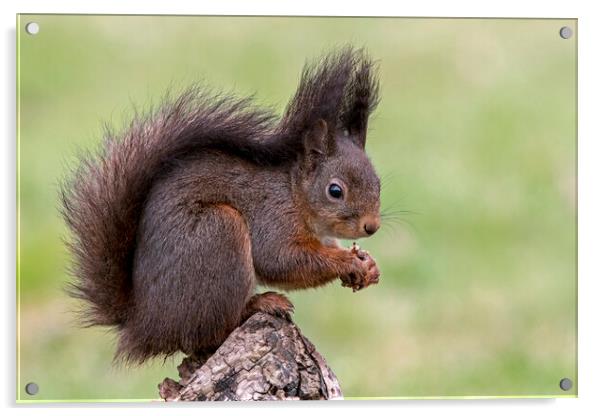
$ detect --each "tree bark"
[158,312,343,401]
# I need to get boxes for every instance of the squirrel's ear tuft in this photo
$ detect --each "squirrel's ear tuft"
[302,119,334,169]
[278,48,357,141]
[339,53,380,149]
[279,47,380,152]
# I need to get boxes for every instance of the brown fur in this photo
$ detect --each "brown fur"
[61,47,382,364]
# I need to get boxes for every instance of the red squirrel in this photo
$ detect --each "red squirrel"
[61,48,382,364]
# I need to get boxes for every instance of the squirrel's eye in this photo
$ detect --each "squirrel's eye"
[328,183,343,199]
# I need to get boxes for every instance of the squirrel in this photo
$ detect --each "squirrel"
[61,47,382,364]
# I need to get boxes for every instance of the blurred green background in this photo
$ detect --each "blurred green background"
[17,15,577,401]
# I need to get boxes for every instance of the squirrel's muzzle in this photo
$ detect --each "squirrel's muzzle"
[361,216,381,236]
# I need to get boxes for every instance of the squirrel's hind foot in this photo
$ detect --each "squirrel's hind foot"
[242,291,294,323]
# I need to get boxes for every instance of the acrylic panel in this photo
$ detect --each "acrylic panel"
[16,15,577,402]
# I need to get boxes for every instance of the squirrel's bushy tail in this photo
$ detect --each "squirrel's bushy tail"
[61,87,278,327]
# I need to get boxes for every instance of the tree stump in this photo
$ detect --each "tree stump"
[158,312,343,401]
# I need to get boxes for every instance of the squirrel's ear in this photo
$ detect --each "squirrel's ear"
[339,55,380,150]
[344,129,367,150]
[302,119,334,168]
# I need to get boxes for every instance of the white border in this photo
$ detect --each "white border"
[3,1,601,415]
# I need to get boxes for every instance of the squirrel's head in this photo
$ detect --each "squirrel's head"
[296,119,381,240]
[283,48,381,240]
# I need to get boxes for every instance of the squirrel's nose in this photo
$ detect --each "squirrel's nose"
[362,218,380,235]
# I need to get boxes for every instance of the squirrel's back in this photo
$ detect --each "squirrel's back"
[61,89,281,328]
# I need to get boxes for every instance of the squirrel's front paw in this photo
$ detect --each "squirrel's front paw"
[340,243,380,292]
